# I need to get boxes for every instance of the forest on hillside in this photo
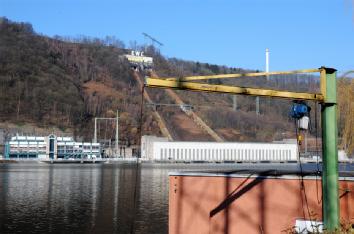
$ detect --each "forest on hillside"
[0,18,353,155]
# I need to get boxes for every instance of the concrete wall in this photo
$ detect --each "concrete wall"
[169,174,354,234]
[141,135,169,160]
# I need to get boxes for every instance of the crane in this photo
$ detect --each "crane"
[145,67,340,231]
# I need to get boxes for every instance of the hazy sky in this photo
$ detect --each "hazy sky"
[1,0,354,74]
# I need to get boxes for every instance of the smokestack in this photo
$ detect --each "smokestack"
[266,48,269,80]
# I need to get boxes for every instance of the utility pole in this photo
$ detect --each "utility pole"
[93,114,120,157]
[94,118,97,143]
[116,110,119,157]
[232,95,237,111]
[255,97,260,115]
[256,48,269,115]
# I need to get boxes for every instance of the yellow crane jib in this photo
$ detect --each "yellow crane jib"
[164,68,321,82]
[145,77,324,101]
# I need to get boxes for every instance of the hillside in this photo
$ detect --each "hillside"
[0,18,352,155]
[0,17,156,145]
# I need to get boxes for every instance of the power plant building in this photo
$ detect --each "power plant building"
[4,134,101,160]
[141,135,298,162]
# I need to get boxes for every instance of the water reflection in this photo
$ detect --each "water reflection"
[0,163,353,234]
[0,164,157,234]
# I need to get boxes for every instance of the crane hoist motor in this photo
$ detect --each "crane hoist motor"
[290,101,311,130]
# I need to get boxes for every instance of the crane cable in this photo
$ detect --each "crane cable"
[314,101,322,204]
[294,117,315,227]
[129,79,145,234]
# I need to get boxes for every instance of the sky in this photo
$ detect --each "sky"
[1,0,354,75]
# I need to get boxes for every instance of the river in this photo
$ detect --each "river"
[0,162,353,233]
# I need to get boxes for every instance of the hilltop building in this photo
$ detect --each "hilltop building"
[123,50,153,70]
[4,134,101,160]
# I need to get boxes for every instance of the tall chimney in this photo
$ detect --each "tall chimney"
[266,48,269,79]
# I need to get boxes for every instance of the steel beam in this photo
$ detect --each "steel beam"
[146,78,324,101]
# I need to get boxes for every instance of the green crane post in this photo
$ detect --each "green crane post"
[321,67,339,231]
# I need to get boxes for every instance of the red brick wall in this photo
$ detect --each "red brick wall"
[169,175,354,234]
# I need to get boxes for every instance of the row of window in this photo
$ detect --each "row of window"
[57,150,100,154]
[8,154,38,158]
[10,149,46,153]
[10,145,46,148]
[159,148,295,161]
[57,146,100,150]
[57,154,100,158]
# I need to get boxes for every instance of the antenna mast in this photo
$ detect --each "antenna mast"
[142,32,164,47]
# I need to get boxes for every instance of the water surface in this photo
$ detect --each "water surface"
[0,162,352,233]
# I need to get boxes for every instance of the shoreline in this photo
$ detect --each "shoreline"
[0,158,353,164]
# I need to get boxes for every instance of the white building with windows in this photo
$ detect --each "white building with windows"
[5,134,101,160]
[141,135,298,162]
